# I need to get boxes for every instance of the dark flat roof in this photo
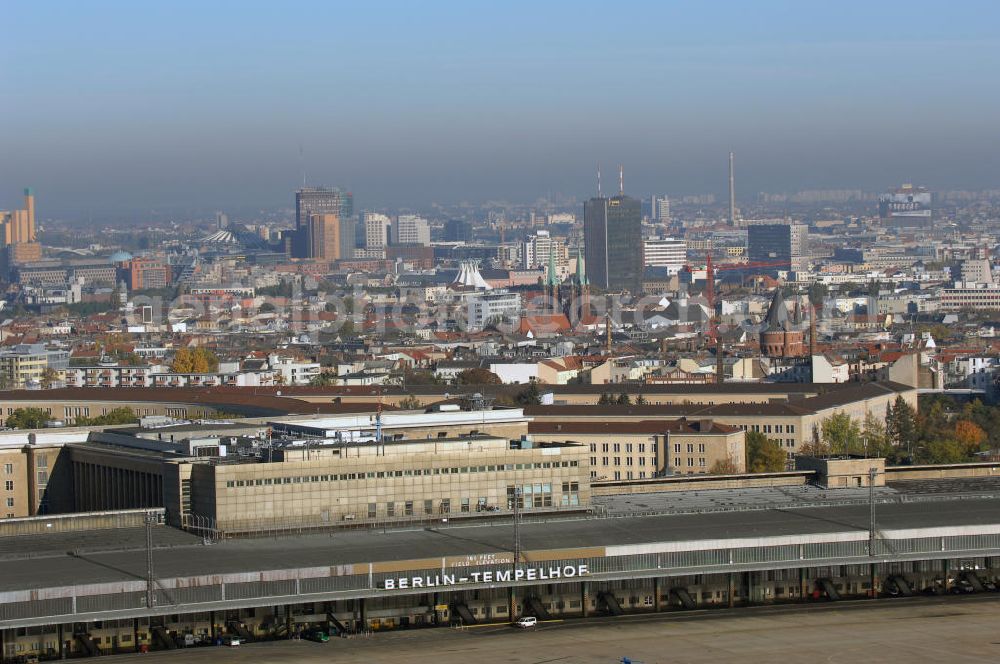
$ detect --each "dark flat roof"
[0,498,995,593]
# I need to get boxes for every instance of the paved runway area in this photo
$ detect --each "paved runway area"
[109,596,1000,663]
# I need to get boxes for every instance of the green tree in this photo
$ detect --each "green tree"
[862,411,895,460]
[308,373,338,387]
[76,407,138,426]
[616,392,632,405]
[746,431,786,472]
[398,395,423,410]
[635,394,648,405]
[5,408,52,429]
[916,438,967,464]
[597,393,614,405]
[807,282,828,308]
[515,381,542,406]
[820,412,862,457]
[886,395,918,458]
[402,369,439,386]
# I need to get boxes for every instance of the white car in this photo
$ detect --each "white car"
[515,616,537,628]
[221,636,241,647]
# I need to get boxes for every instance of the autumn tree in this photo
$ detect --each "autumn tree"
[954,420,987,455]
[172,347,219,373]
[40,368,61,389]
[745,431,786,473]
[455,368,502,385]
[709,458,741,475]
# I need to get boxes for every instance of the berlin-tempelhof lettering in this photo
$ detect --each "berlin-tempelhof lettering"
[382,564,589,590]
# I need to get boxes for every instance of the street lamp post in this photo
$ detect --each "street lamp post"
[145,511,157,610]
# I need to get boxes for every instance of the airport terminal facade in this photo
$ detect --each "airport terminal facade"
[2,498,1000,659]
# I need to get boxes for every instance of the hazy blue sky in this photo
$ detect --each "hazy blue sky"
[2,0,999,217]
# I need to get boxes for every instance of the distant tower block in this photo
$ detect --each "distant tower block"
[24,187,36,241]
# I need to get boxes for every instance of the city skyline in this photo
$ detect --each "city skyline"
[3,0,999,216]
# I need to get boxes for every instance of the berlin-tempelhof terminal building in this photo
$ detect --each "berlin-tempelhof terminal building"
[2,492,1000,658]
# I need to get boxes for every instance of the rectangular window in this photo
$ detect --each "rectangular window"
[698,443,705,453]
[3,464,12,475]
[424,499,433,514]
[461,497,470,513]
[386,502,395,517]
[404,501,414,516]
[686,444,694,453]
[4,481,13,491]
[440,499,451,514]
[5,498,13,508]
[674,443,681,453]
[36,457,47,468]
[368,503,377,519]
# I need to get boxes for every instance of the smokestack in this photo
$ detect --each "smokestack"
[809,303,817,356]
[728,152,735,226]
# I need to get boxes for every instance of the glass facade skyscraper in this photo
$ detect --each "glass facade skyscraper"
[584,193,643,292]
[294,187,354,258]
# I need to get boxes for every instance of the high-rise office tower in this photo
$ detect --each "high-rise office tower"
[728,152,737,226]
[307,213,342,260]
[878,184,932,227]
[584,166,643,292]
[747,222,808,274]
[522,230,568,280]
[392,215,431,246]
[24,188,34,238]
[364,212,391,248]
[294,187,353,258]
[642,237,687,273]
[216,211,229,229]
[651,195,670,222]
[443,218,473,243]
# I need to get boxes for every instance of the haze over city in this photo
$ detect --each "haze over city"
[4,3,1000,662]
[3,0,1000,216]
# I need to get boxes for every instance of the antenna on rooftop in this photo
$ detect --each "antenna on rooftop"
[597,163,602,198]
[618,164,624,196]
[299,143,306,187]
